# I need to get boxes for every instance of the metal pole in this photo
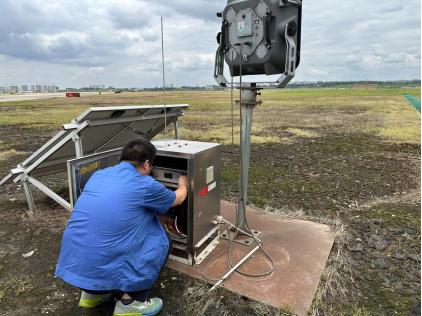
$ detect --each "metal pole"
[22,179,35,212]
[209,245,260,291]
[236,84,260,231]
[26,176,71,211]
[161,16,168,143]
[73,134,83,158]
[174,121,180,139]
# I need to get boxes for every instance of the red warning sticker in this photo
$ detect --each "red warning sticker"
[199,182,216,197]
[199,187,208,197]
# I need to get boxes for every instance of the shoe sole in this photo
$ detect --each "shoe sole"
[113,306,163,316]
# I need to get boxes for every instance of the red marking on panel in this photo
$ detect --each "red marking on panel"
[199,187,208,197]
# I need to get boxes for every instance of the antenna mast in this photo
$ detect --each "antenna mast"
[161,16,168,141]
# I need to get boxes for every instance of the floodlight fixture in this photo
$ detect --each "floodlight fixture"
[214,0,302,88]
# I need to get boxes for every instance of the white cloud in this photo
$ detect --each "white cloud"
[0,0,420,87]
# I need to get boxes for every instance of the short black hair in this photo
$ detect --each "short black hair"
[120,137,157,166]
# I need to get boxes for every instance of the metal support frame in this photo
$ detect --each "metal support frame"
[276,25,298,88]
[279,0,302,7]
[24,121,89,175]
[22,178,35,212]
[236,84,262,231]
[11,121,88,211]
[26,176,71,211]
[194,233,220,265]
[169,225,220,266]
[174,121,180,139]
[72,134,83,158]
[209,245,260,291]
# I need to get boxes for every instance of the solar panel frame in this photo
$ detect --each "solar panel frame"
[0,104,188,186]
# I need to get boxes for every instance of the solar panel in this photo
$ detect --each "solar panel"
[0,104,189,211]
[0,104,188,185]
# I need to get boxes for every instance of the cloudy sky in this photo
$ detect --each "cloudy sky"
[0,0,420,88]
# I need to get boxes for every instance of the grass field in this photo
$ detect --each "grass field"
[0,87,420,315]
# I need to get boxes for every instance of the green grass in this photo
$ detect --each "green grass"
[264,88,421,98]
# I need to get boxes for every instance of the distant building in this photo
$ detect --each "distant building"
[44,85,59,93]
[9,86,18,93]
[35,85,42,92]
[20,85,28,92]
[89,85,105,90]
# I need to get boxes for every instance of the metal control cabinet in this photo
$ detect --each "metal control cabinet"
[152,140,222,265]
[67,139,222,266]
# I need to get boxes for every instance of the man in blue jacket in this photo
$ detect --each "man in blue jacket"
[55,137,187,316]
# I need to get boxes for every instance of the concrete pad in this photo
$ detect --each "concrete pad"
[167,201,335,316]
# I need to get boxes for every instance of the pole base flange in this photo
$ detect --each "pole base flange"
[221,228,262,246]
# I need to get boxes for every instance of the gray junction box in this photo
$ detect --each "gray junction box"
[67,140,222,266]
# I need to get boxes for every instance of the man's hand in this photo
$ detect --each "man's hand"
[178,175,188,188]
[172,175,188,207]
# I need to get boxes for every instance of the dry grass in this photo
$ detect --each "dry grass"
[0,149,29,161]
[183,282,233,316]
[262,205,355,316]
[179,125,285,144]
[346,189,421,212]
[285,128,320,138]
[0,88,420,145]
[1,274,33,296]
[183,280,286,316]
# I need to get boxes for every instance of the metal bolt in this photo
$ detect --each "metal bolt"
[287,20,298,37]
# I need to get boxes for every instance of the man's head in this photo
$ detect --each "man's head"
[120,137,156,175]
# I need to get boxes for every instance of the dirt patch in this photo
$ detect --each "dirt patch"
[0,124,56,155]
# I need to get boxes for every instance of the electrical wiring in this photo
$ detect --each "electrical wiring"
[174,216,187,238]
[164,218,187,240]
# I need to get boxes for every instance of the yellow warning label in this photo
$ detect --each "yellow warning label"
[80,162,100,175]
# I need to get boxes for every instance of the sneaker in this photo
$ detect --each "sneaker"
[113,298,163,316]
[78,290,114,308]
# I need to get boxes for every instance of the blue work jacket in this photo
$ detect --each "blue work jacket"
[55,161,176,292]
